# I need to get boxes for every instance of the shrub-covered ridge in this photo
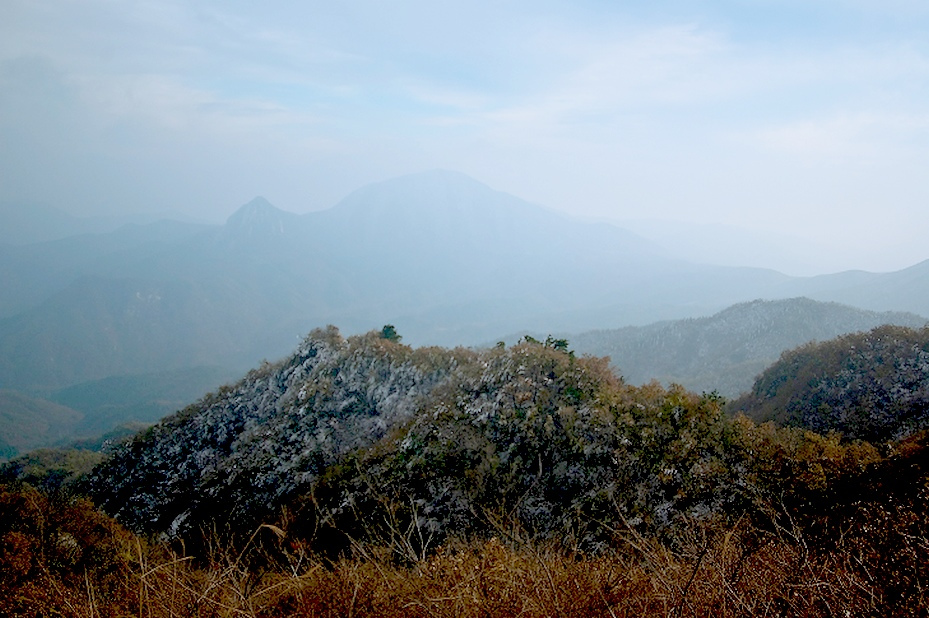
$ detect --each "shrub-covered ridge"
[8,324,929,614]
[731,324,929,441]
[87,326,905,557]
[88,326,469,535]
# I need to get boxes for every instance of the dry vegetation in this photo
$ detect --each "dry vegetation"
[6,329,929,616]
[3,460,928,617]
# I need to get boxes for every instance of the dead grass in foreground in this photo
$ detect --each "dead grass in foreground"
[122,526,896,617]
[2,485,921,616]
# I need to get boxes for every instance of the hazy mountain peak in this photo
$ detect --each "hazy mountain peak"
[226,196,282,222]
[224,196,294,238]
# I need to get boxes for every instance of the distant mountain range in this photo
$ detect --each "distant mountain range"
[0,170,789,391]
[0,200,207,247]
[4,169,929,450]
[568,298,928,398]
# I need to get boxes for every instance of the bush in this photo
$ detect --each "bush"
[0,482,134,617]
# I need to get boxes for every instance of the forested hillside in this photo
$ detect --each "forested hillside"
[731,324,929,441]
[570,298,927,397]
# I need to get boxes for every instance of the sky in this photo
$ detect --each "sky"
[2,0,928,274]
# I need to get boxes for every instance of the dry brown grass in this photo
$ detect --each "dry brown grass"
[3,480,925,617]
[2,522,917,617]
[262,527,889,617]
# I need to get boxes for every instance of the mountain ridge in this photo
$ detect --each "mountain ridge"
[3,170,929,401]
[731,324,929,441]
[568,297,928,398]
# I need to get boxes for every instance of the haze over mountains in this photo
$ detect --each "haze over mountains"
[0,170,770,386]
[3,169,929,452]
[0,201,207,247]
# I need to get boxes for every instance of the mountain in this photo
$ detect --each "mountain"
[6,170,929,445]
[219,196,302,244]
[568,298,928,398]
[0,390,83,457]
[84,322,927,581]
[0,170,790,392]
[785,260,929,317]
[316,170,661,260]
[86,326,741,544]
[730,325,929,441]
[303,170,798,336]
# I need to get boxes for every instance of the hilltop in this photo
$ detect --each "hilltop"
[89,326,739,543]
[731,324,929,441]
[84,324,923,549]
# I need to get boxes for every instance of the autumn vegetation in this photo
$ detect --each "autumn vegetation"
[3,326,929,615]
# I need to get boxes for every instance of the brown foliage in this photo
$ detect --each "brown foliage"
[1,480,927,617]
[0,483,134,617]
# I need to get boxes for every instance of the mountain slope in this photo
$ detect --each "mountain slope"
[315,170,661,261]
[731,325,929,441]
[88,326,746,548]
[0,390,83,457]
[787,260,929,317]
[219,196,303,245]
[569,298,928,398]
[88,326,471,534]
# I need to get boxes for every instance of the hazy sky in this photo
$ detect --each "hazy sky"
[2,1,928,272]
